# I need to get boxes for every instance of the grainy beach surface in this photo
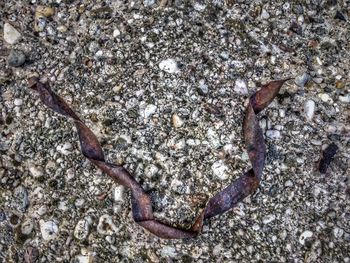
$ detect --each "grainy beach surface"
[0,1,349,262]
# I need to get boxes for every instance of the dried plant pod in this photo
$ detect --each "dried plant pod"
[28,77,289,239]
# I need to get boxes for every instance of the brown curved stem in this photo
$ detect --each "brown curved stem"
[27,77,288,239]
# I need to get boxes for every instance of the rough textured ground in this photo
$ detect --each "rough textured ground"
[0,0,349,262]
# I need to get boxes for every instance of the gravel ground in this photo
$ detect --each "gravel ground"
[1,1,349,262]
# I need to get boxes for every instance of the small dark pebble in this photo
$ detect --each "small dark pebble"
[91,6,113,19]
[334,11,346,21]
[9,213,20,226]
[327,133,341,141]
[148,190,170,212]
[115,137,128,150]
[197,85,209,96]
[267,143,284,163]
[7,50,26,67]
[204,103,223,116]
[289,21,302,35]
[314,26,327,36]
[268,184,279,197]
[319,143,339,174]
[0,209,6,222]
[325,0,337,6]
[13,186,29,213]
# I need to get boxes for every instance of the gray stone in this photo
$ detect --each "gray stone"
[295,73,311,87]
[7,50,26,67]
[261,9,270,19]
[198,79,209,95]
[12,186,29,213]
[21,219,34,235]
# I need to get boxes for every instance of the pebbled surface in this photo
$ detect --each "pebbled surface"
[1,1,349,262]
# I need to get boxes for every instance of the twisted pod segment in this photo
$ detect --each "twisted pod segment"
[28,77,289,239]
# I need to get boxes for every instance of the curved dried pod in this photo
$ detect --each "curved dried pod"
[27,77,290,239]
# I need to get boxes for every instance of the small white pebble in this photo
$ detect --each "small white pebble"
[283,3,290,10]
[143,0,155,6]
[193,2,206,11]
[279,109,285,118]
[113,84,123,93]
[213,244,222,256]
[113,28,121,37]
[259,119,267,130]
[333,227,344,238]
[4,23,21,44]
[284,180,293,187]
[266,130,281,139]
[160,246,177,257]
[58,201,68,211]
[318,93,333,103]
[28,163,44,178]
[66,168,75,181]
[198,79,209,94]
[114,186,124,203]
[207,128,221,148]
[304,99,316,121]
[145,164,159,178]
[57,142,73,155]
[299,230,313,245]
[241,151,249,161]
[74,219,90,240]
[141,104,157,118]
[14,98,23,106]
[105,235,115,244]
[261,9,270,19]
[263,214,276,224]
[274,125,284,131]
[57,25,67,33]
[212,160,229,180]
[311,140,322,146]
[159,58,179,74]
[298,15,304,23]
[76,254,93,263]
[252,224,260,231]
[40,220,59,240]
[313,77,323,84]
[339,94,350,104]
[95,50,104,58]
[75,198,85,207]
[234,79,248,95]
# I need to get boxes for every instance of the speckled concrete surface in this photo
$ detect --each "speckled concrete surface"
[0,1,349,262]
